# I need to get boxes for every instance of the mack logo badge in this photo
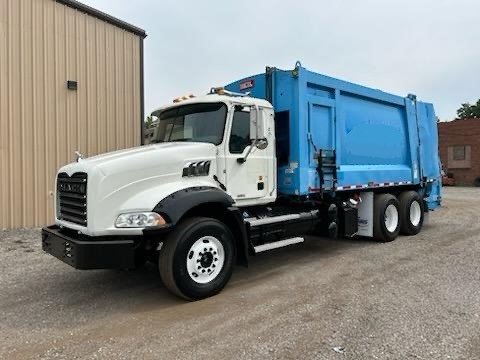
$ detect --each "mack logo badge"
[239,79,254,91]
[59,182,85,194]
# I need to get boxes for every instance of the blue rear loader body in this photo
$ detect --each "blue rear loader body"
[226,64,441,211]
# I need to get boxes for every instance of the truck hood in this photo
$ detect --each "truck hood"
[56,142,219,235]
[60,142,217,177]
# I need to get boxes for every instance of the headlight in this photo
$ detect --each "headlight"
[115,212,166,228]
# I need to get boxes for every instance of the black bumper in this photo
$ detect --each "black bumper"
[42,226,136,270]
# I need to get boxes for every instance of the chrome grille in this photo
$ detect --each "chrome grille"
[57,173,88,226]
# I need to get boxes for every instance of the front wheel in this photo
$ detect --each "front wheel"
[158,217,235,300]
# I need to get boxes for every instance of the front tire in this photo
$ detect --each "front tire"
[373,194,400,242]
[399,191,424,235]
[158,217,235,300]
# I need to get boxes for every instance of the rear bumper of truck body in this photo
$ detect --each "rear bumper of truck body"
[42,226,136,270]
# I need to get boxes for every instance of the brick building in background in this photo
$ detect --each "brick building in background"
[438,119,480,186]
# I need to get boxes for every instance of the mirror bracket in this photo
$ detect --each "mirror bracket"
[237,140,256,164]
[236,138,268,164]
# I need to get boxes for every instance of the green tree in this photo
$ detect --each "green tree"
[456,99,480,119]
[145,115,154,129]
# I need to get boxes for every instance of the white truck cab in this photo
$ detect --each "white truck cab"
[43,89,295,300]
[54,92,276,237]
[151,93,277,208]
[55,93,276,236]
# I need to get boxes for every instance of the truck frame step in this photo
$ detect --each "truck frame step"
[254,237,305,253]
[246,214,302,227]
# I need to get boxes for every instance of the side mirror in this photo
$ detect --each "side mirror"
[250,106,266,140]
[237,106,268,164]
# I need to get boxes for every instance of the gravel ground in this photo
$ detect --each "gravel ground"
[1,187,479,360]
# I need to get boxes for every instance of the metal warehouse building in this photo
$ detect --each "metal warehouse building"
[0,0,146,229]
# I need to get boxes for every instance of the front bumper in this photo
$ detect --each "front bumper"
[42,226,136,270]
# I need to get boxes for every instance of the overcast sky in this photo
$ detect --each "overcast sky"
[82,0,479,121]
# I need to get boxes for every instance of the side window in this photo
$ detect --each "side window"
[229,111,251,154]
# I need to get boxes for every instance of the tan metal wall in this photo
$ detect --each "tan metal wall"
[0,0,142,229]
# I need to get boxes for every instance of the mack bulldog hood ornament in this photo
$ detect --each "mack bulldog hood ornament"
[74,151,84,162]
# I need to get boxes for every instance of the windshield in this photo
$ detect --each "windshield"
[154,103,227,145]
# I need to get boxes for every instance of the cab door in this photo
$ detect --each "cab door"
[224,106,271,204]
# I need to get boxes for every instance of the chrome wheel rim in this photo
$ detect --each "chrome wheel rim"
[186,236,225,284]
[410,201,421,227]
[384,204,399,233]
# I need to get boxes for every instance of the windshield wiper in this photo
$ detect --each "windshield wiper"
[170,138,193,142]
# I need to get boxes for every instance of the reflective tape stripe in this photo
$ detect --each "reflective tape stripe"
[335,181,412,191]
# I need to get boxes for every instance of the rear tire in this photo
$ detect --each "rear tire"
[399,191,424,235]
[158,217,235,300]
[373,194,400,242]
